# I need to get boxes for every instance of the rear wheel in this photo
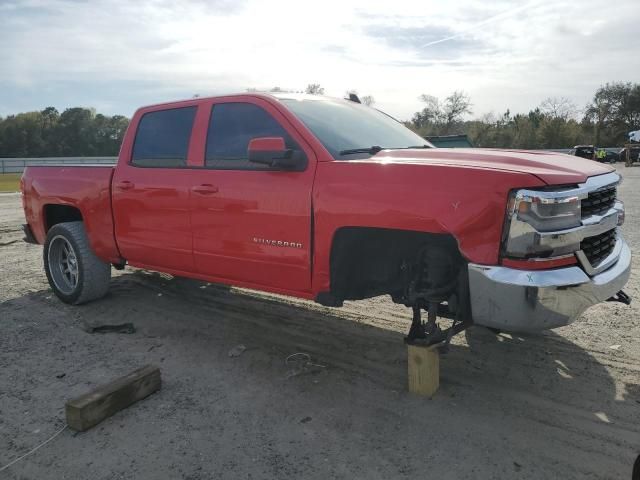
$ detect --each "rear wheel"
[44,221,111,304]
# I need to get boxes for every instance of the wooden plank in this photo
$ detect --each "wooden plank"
[407,344,439,397]
[65,365,161,432]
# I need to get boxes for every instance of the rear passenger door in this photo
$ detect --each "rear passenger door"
[190,99,316,293]
[112,104,200,272]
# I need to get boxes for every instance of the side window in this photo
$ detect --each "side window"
[206,103,296,169]
[131,106,196,167]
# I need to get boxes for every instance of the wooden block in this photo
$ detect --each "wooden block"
[66,365,161,432]
[407,344,439,397]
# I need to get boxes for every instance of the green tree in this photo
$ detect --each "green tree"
[40,107,60,155]
[0,107,130,157]
[412,91,472,136]
[441,91,472,134]
[584,82,640,145]
[0,112,45,156]
[412,94,441,131]
[55,108,97,155]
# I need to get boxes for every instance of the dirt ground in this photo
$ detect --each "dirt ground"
[1,166,639,479]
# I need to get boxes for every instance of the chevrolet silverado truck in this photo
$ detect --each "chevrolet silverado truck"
[20,93,632,344]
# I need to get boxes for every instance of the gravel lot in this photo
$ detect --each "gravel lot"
[1,166,639,479]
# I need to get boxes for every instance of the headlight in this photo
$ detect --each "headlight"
[513,191,581,232]
[504,188,583,258]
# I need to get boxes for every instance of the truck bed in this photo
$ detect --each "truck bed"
[21,165,121,263]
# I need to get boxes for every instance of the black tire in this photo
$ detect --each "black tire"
[43,221,111,304]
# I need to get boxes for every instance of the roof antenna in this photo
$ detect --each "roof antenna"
[348,93,361,104]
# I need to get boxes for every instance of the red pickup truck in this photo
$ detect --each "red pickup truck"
[21,93,631,343]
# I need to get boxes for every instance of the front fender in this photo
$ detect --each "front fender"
[311,161,545,294]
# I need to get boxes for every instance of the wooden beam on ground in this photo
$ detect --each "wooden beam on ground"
[65,365,161,432]
[407,344,439,397]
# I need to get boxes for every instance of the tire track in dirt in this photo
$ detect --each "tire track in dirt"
[119,269,640,453]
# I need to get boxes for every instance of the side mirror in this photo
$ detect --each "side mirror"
[248,137,303,170]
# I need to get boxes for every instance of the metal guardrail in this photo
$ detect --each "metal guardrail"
[0,157,117,174]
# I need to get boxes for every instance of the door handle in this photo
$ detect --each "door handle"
[191,184,219,195]
[115,180,135,191]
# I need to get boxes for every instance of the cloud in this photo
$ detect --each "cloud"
[0,0,638,120]
[364,25,487,60]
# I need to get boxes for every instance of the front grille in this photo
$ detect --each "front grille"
[581,185,616,217]
[580,229,617,267]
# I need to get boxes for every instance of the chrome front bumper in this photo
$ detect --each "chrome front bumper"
[468,237,631,332]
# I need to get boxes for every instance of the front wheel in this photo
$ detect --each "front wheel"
[44,221,111,304]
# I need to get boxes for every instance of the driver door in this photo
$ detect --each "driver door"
[189,99,317,293]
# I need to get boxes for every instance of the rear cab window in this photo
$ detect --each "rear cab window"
[131,106,196,167]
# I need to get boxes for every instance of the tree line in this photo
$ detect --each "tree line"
[409,82,640,148]
[0,107,129,157]
[1,82,638,158]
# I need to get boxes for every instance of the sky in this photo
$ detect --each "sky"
[0,0,638,121]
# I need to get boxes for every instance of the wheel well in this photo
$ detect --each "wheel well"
[325,227,468,309]
[44,204,83,231]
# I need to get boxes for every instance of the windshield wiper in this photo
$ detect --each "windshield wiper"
[338,144,433,156]
[339,146,383,155]
[391,145,432,149]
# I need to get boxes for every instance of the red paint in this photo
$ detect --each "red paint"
[20,93,610,301]
[370,148,612,186]
[248,137,286,152]
[501,256,578,270]
[21,166,120,263]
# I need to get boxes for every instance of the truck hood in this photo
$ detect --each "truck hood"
[364,148,614,185]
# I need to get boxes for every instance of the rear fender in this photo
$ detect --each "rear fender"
[22,166,121,263]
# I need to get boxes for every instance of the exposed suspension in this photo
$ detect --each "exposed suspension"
[402,246,471,351]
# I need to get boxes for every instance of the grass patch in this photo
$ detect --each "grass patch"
[0,174,21,192]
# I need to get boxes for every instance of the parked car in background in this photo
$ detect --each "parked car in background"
[570,145,595,160]
[603,149,620,163]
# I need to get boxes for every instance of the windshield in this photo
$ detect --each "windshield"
[279,96,433,159]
